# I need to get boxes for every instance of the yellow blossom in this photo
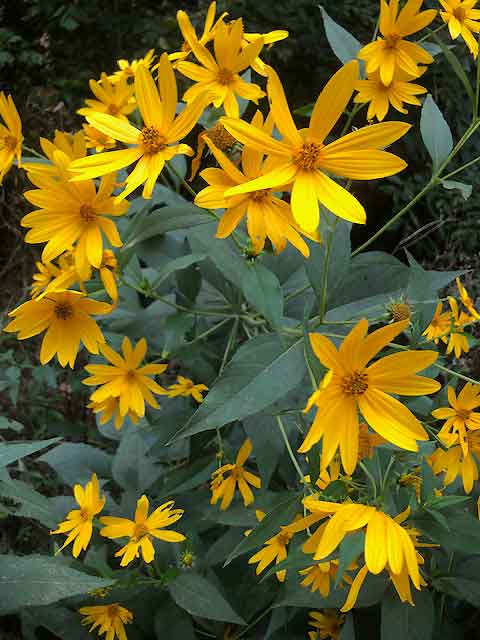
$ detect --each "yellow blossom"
[79,603,133,640]
[169,3,227,65]
[78,73,136,120]
[83,337,167,419]
[430,431,480,492]
[247,510,294,582]
[189,120,236,180]
[30,260,62,298]
[109,48,156,83]
[83,124,116,152]
[456,276,480,319]
[422,301,451,344]
[88,396,141,431]
[440,0,480,58]
[50,473,105,557]
[221,62,410,233]
[446,296,471,357]
[432,383,480,455]
[299,560,353,597]
[355,69,427,121]
[23,129,87,179]
[0,92,22,183]
[100,495,185,566]
[358,423,386,460]
[167,375,208,403]
[308,610,344,640]
[210,439,261,510]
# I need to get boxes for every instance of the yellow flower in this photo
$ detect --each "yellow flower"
[300,560,353,597]
[221,62,410,233]
[195,112,320,256]
[69,54,210,201]
[399,472,422,500]
[50,473,105,557]
[109,48,156,83]
[79,603,133,640]
[0,92,22,183]
[354,69,427,121]
[300,319,440,474]
[83,337,167,418]
[315,457,342,490]
[167,375,208,403]
[23,129,87,179]
[308,610,344,640]
[176,18,265,118]
[358,0,436,86]
[430,431,480,492]
[432,383,480,455]
[98,250,119,305]
[22,156,128,280]
[440,0,480,57]
[87,396,141,431]
[78,73,136,119]
[456,276,480,319]
[169,2,227,65]
[100,495,185,566]
[242,29,289,77]
[189,120,237,180]
[4,290,110,367]
[446,296,471,357]
[248,511,294,582]
[83,124,116,152]
[210,439,261,510]
[422,301,451,344]
[31,260,62,298]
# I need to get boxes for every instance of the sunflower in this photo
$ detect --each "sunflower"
[430,431,480,492]
[79,603,133,640]
[78,72,136,119]
[195,111,320,256]
[358,0,436,86]
[247,510,294,582]
[432,383,480,454]
[456,276,480,319]
[169,2,227,65]
[69,54,211,200]
[299,561,353,597]
[82,124,116,152]
[23,129,87,179]
[4,290,110,367]
[300,319,440,474]
[440,0,480,58]
[210,439,261,510]
[422,301,451,344]
[308,611,344,640]
[446,296,471,357]
[109,48,156,83]
[166,375,208,403]
[87,396,141,431]
[0,92,23,183]
[221,62,410,233]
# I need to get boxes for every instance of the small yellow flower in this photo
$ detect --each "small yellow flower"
[50,473,105,557]
[98,250,119,305]
[4,290,110,368]
[30,260,62,298]
[308,610,345,640]
[248,510,294,582]
[109,48,156,83]
[169,3,226,65]
[167,375,208,403]
[357,423,386,461]
[23,129,87,179]
[83,337,167,419]
[440,0,480,58]
[87,396,140,431]
[446,296,471,357]
[432,383,480,455]
[83,124,116,152]
[300,561,353,597]
[422,301,451,344]
[100,495,186,567]
[79,603,133,640]
[399,472,422,500]
[210,439,261,510]
[430,431,480,492]
[78,73,136,120]
[0,92,23,183]
[456,276,480,319]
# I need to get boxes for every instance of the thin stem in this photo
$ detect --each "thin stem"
[340,103,365,137]
[417,24,445,44]
[219,316,239,375]
[359,461,377,501]
[22,145,45,159]
[434,363,480,385]
[441,155,480,180]
[285,282,311,302]
[319,218,338,320]
[232,606,273,640]
[187,317,231,346]
[276,415,306,485]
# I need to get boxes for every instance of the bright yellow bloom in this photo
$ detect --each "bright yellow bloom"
[83,124,116,152]
[440,0,480,57]
[248,510,294,582]
[354,69,427,121]
[422,301,451,344]
[300,560,353,597]
[22,155,127,280]
[315,457,342,490]
[430,431,480,492]
[79,603,133,640]
[98,250,119,305]
[456,277,480,319]
[399,471,422,500]
[221,62,410,233]
[0,92,22,183]
[100,495,185,567]
[4,290,110,367]
[308,610,344,640]
[210,439,261,510]
[78,73,136,119]
[169,2,227,64]
[432,383,480,455]
[51,473,105,557]
[69,55,210,201]
[446,296,471,357]
[109,48,156,83]
[88,396,140,431]
[167,375,208,402]
[358,0,436,86]
[300,319,440,473]
[195,112,320,256]
[176,18,265,118]
[31,260,62,298]
[23,129,87,179]
[83,337,167,418]
[242,29,289,77]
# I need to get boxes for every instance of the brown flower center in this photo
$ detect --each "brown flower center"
[293,142,323,170]
[54,301,74,320]
[453,7,467,20]
[207,122,236,150]
[456,408,471,421]
[217,67,235,85]
[389,302,411,323]
[79,203,97,223]
[107,604,121,618]
[139,126,167,154]
[79,507,90,521]
[133,523,150,540]
[384,33,401,49]
[250,189,270,202]
[341,371,369,396]
[107,104,120,116]
[2,134,17,151]
[125,369,137,381]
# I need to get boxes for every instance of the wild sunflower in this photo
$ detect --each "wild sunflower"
[166,375,208,402]
[430,431,480,492]
[456,276,480,319]
[221,62,410,233]
[358,0,436,86]
[189,120,236,180]
[79,603,133,640]
[82,124,116,152]
[109,48,156,83]
[78,72,136,120]
[50,473,105,557]
[195,112,320,255]
[169,2,227,65]
[210,439,261,510]
[432,383,480,454]
[83,337,167,418]
[69,55,211,200]
[422,301,451,344]
[300,561,353,597]
[446,296,471,357]
[308,610,344,640]
[0,92,23,183]
[440,0,480,58]
[247,510,294,582]
[300,319,440,474]
[176,18,265,117]
[4,290,110,367]
[100,495,185,566]
[88,396,141,431]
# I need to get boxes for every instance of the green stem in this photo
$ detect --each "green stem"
[232,606,273,640]
[22,145,44,159]
[340,103,365,137]
[219,316,239,375]
[434,363,480,385]
[284,282,311,302]
[441,155,480,180]
[319,218,338,320]
[187,317,231,345]
[417,23,445,44]
[276,415,306,485]
[359,461,377,501]
[475,44,480,119]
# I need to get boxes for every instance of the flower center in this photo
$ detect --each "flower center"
[250,189,270,202]
[293,142,323,170]
[453,7,467,20]
[341,371,368,395]
[107,104,120,116]
[2,134,17,151]
[79,507,90,521]
[107,604,121,618]
[277,530,292,546]
[125,369,137,381]
[384,33,401,49]
[139,126,167,154]
[79,203,97,223]
[217,67,235,85]
[133,523,150,540]
[456,408,471,421]
[54,301,74,320]
[207,122,236,150]
[389,302,411,322]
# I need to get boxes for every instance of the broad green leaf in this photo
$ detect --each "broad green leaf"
[170,335,305,440]
[420,95,453,171]
[159,457,216,497]
[38,442,112,485]
[319,6,363,64]
[154,601,196,640]
[340,614,356,640]
[0,475,57,528]
[242,261,284,327]
[112,430,162,493]
[0,437,60,469]
[406,252,462,299]
[336,531,365,586]
[21,606,90,640]
[168,572,246,624]
[433,576,480,608]
[381,588,434,640]
[150,253,207,289]
[442,179,472,200]
[413,510,480,553]
[0,555,114,614]
[243,413,287,485]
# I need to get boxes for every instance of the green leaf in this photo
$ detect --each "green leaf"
[168,572,246,625]
[112,430,162,493]
[0,438,60,469]
[433,576,480,607]
[38,442,112,485]
[431,32,474,102]
[150,253,207,290]
[319,5,363,65]
[0,416,23,432]
[242,261,284,327]
[154,601,196,640]
[21,606,90,640]
[340,613,356,640]
[170,335,305,441]
[413,511,480,553]
[406,252,462,300]
[381,588,434,640]
[243,413,287,485]
[0,555,114,614]
[336,531,365,586]
[0,475,57,528]
[442,179,472,200]
[420,95,453,171]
